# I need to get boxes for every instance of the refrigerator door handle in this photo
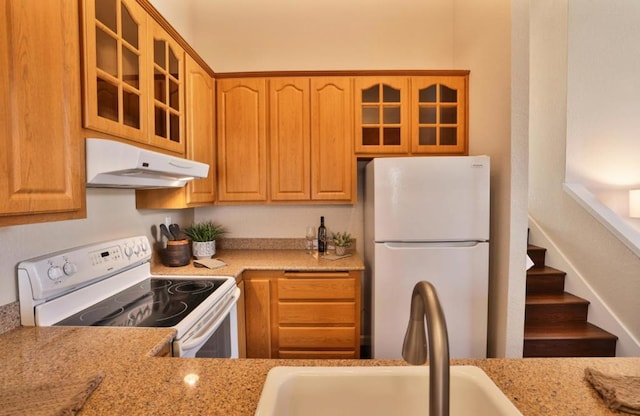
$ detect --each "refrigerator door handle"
[382,241,486,249]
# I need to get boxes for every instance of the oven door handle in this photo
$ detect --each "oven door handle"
[180,287,240,351]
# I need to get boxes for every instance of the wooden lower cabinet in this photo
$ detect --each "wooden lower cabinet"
[242,270,361,359]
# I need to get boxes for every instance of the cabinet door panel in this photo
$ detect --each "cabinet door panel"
[269,78,311,201]
[82,0,149,142]
[1,0,84,221]
[310,77,354,202]
[354,76,409,154]
[411,76,467,154]
[244,278,272,358]
[217,78,268,201]
[147,19,185,154]
[184,56,215,204]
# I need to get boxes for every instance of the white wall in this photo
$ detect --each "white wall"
[0,189,193,306]
[529,0,640,350]
[152,0,520,356]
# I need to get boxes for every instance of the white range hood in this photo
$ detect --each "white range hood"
[86,138,209,189]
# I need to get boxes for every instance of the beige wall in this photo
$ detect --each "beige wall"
[152,0,523,357]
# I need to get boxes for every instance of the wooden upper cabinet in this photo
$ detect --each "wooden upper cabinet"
[0,0,85,226]
[82,0,149,143]
[311,77,354,202]
[354,76,410,154]
[82,0,186,155]
[217,78,268,202]
[269,78,311,201]
[147,18,185,154]
[411,76,468,154]
[135,54,215,209]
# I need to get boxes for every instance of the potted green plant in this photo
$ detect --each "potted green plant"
[332,231,353,256]
[182,221,227,259]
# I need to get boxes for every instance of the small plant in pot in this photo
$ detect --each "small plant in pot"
[182,221,227,259]
[332,231,353,256]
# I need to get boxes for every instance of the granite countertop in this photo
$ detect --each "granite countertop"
[1,326,638,415]
[152,248,366,281]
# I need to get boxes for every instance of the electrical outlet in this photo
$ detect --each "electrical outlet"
[165,216,172,227]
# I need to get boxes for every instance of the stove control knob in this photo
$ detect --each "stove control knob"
[47,265,64,280]
[124,246,133,258]
[63,262,77,276]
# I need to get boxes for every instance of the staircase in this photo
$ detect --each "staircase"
[524,245,618,357]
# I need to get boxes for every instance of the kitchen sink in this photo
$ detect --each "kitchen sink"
[255,365,523,416]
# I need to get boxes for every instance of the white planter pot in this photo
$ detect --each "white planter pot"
[335,245,348,256]
[192,240,216,259]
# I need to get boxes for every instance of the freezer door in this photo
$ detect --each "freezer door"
[372,241,488,359]
[367,156,489,242]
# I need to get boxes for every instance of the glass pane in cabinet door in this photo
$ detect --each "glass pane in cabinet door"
[169,79,179,110]
[121,4,139,48]
[169,48,179,79]
[419,106,436,124]
[123,90,140,128]
[97,78,119,121]
[362,127,380,145]
[383,128,401,145]
[122,46,139,88]
[155,106,167,137]
[440,85,457,102]
[362,85,379,103]
[362,107,379,124]
[419,85,436,103]
[382,85,400,102]
[383,106,400,124]
[440,127,457,145]
[154,69,166,102]
[170,113,180,142]
[440,106,457,124]
[154,39,166,68]
[95,28,118,77]
[95,0,116,32]
[419,127,436,145]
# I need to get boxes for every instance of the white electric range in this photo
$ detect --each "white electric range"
[17,236,239,358]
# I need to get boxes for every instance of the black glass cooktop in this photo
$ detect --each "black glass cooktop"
[55,278,225,328]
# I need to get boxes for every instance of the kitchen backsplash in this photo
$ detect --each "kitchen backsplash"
[0,302,20,334]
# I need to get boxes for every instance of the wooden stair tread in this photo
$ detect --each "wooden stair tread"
[526,292,589,306]
[524,322,618,340]
[527,265,565,276]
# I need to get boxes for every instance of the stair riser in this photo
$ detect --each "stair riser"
[526,275,565,295]
[527,248,546,268]
[525,304,589,323]
[523,339,617,357]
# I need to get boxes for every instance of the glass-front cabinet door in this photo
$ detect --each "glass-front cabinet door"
[82,0,148,142]
[148,19,185,154]
[354,77,409,154]
[411,76,467,154]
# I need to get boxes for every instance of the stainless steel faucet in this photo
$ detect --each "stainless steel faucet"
[402,281,450,416]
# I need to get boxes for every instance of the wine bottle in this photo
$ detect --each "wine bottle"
[317,216,327,254]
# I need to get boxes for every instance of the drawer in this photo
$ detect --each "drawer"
[278,277,356,300]
[278,327,357,349]
[278,302,356,324]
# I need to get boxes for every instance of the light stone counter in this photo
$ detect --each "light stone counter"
[0,326,638,415]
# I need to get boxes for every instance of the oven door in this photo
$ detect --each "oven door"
[173,287,240,358]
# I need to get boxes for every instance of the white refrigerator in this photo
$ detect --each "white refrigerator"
[364,156,490,359]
